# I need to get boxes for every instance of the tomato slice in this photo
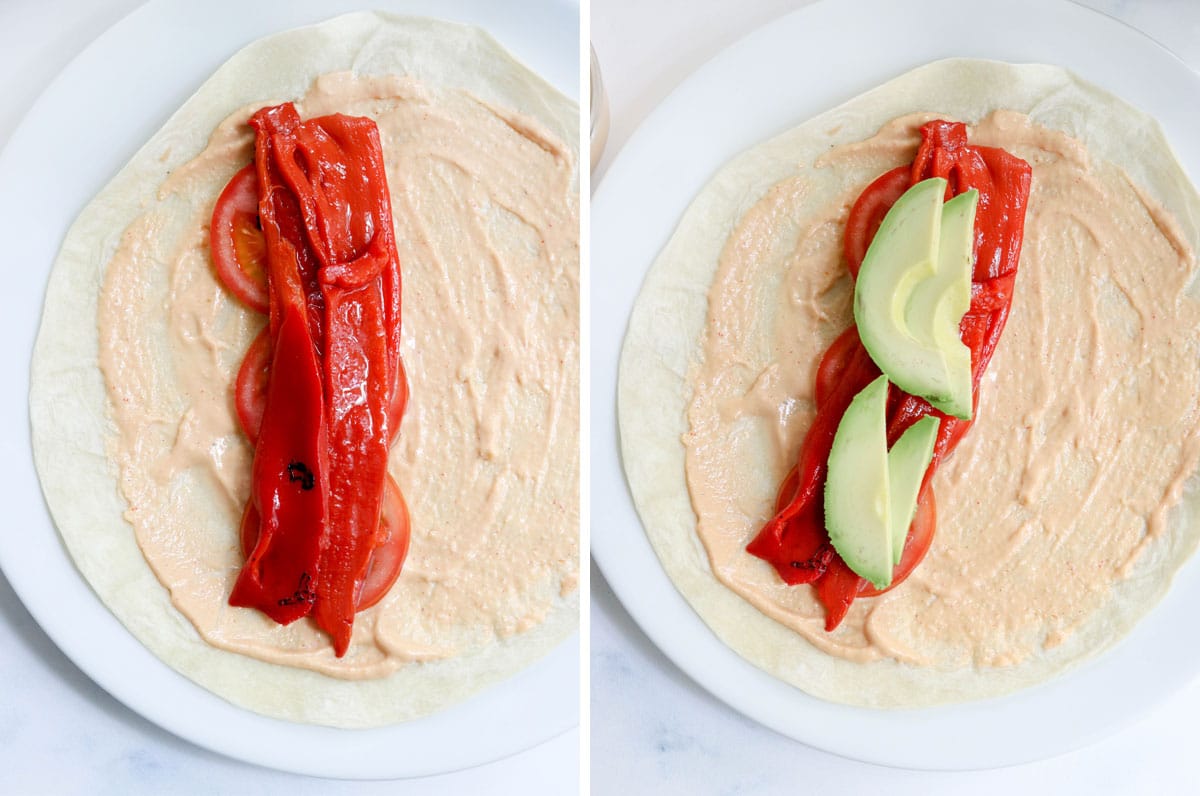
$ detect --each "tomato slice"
[843,166,910,278]
[357,475,411,610]
[234,328,270,443]
[814,327,861,408]
[388,361,409,446]
[240,474,409,611]
[210,164,270,314]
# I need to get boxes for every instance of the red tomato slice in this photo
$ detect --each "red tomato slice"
[814,327,861,408]
[357,475,411,610]
[211,164,270,314]
[234,328,271,443]
[843,166,911,278]
[240,474,409,611]
[388,362,409,446]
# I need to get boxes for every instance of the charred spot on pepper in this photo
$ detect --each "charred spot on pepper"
[277,571,315,606]
[789,544,835,571]
[287,461,315,490]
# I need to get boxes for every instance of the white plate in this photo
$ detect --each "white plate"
[1,0,578,780]
[592,0,1200,771]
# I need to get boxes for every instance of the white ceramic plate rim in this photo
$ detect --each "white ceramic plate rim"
[592,0,1200,771]
[1,0,579,780]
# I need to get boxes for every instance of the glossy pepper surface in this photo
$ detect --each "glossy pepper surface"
[223,103,409,655]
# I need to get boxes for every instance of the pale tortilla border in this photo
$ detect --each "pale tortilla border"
[31,12,579,728]
[618,59,1200,707]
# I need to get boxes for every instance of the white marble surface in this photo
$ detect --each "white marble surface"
[591,0,1200,793]
[0,0,577,791]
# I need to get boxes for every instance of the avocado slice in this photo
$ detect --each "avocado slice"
[854,178,978,420]
[907,190,977,419]
[825,378,940,587]
[886,415,939,565]
[824,375,893,589]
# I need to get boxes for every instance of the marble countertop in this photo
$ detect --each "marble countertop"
[591,0,1200,793]
[0,1,576,792]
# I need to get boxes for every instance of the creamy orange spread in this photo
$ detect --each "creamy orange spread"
[98,73,579,678]
[685,111,1200,667]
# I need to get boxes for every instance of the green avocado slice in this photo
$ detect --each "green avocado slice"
[824,375,892,589]
[886,415,940,565]
[854,178,977,420]
[825,377,941,587]
[908,190,977,419]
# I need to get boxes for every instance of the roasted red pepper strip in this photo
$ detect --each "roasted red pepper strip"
[746,327,878,584]
[226,106,331,624]
[251,105,326,347]
[227,303,328,622]
[317,281,392,654]
[222,103,409,655]
[258,109,403,656]
[747,121,1032,628]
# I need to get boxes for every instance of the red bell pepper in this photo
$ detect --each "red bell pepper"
[216,102,409,655]
[227,303,328,623]
[747,121,1032,629]
[226,104,329,624]
[260,110,402,656]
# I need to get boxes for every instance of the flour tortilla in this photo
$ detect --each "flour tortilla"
[618,59,1200,706]
[31,12,578,728]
